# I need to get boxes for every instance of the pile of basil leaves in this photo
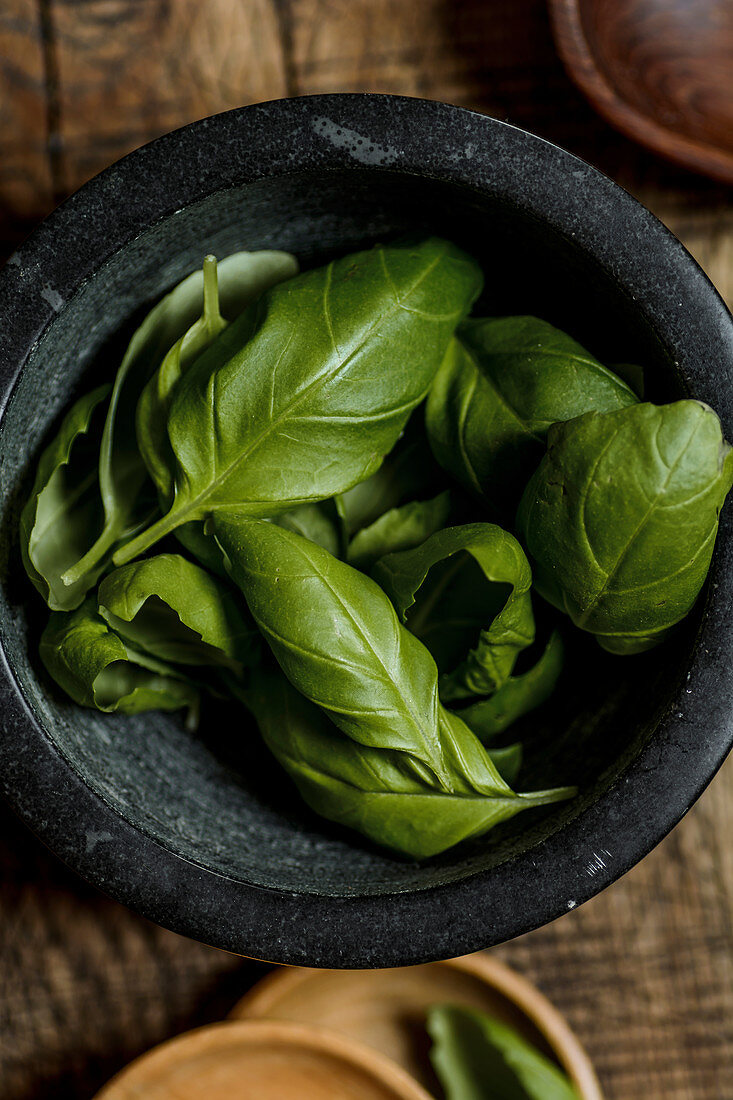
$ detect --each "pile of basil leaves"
[21,237,733,859]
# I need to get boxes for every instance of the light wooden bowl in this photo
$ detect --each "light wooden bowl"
[231,953,603,1099]
[94,1019,433,1100]
[549,0,733,184]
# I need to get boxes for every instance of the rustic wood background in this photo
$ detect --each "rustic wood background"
[0,2,731,1099]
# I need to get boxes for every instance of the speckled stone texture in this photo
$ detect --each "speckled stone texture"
[0,95,731,967]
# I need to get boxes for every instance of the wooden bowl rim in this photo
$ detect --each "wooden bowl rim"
[231,955,604,1100]
[548,0,733,184]
[94,1018,434,1100]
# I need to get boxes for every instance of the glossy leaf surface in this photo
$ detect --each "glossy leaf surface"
[348,492,451,571]
[426,317,637,516]
[115,237,482,563]
[458,631,564,741]
[219,520,572,858]
[66,250,298,582]
[245,668,571,860]
[517,401,733,653]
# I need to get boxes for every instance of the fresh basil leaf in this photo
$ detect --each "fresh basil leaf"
[40,599,199,715]
[63,250,298,586]
[218,520,573,857]
[174,519,231,579]
[137,252,299,503]
[426,318,637,517]
[20,385,111,611]
[486,743,523,786]
[337,421,446,538]
[458,631,564,742]
[246,667,571,860]
[372,524,535,703]
[114,237,483,564]
[135,256,228,504]
[272,499,345,558]
[427,1004,579,1100]
[176,499,344,578]
[97,553,259,671]
[517,401,733,653]
[348,491,451,571]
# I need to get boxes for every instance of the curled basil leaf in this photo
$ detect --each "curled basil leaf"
[63,250,298,586]
[517,401,733,653]
[457,631,564,742]
[97,553,259,671]
[426,317,637,517]
[20,385,111,611]
[40,599,199,716]
[114,237,483,564]
[427,1004,580,1100]
[372,524,535,703]
[245,668,570,860]
[348,491,451,571]
[217,519,573,858]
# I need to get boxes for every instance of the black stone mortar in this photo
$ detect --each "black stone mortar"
[0,95,731,968]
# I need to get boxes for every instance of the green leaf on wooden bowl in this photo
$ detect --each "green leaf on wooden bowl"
[427,1004,579,1099]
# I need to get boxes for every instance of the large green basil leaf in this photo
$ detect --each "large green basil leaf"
[20,385,111,611]
[457,631,564,742]
[62,250,298,586]
[97,553,259,671]
[348,492,451,571]
[114,237,483,564]
[517,401,733,653]
[427,1004,579,1099]
[426,317,637,517]
[215,517,483,785]
[372,524,535,702]
[40,600,199,715]
[218,520,572,857]
[245,668,570,860]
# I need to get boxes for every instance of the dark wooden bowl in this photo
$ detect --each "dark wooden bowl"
[548,0,733,184]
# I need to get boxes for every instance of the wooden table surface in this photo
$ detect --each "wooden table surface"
[1,3,731,1099]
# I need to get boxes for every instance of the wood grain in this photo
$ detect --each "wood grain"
[549,0,733,184]
[0,3,731,1100]
[0,1,54,247]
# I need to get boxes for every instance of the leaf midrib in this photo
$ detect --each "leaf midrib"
[576,418,704,626]
[170,245,451,524]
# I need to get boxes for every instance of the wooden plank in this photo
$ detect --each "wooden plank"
[0,1,54,246]
[0,3,730,1099]
[45,0,288,196]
